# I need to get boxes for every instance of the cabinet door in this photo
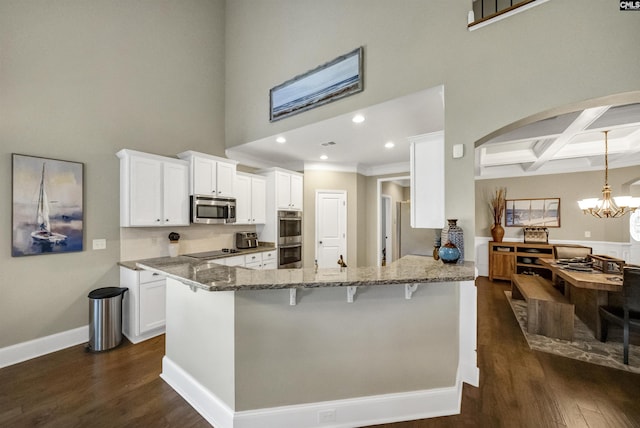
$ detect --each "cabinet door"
[276,171,292,209]
[289,174,303,210]
[410,131,444,228]
[262,259,277,270]
[163,162,189,225]
[251,177,266,223]
[130,156,163,226]
[490,252,515,281]
[245,253,262,267]
[216,161,236,197]
[224,255,245,266]
[193,157,216,195]
[234,174,252,224]
[139,279,166,334]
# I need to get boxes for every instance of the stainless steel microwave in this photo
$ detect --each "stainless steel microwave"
[190,195,236,224]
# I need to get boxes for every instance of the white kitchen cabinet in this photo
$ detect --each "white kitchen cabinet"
[274,170,303,210]
[217,249,277,270]
[235,172,267,224]
[261,250,277,270]
[177,150,237,197]
[409,131,445,228]
[244,252,262,269]
[121,267,166,344]
[223,255,245,266]
[116,149,189,227]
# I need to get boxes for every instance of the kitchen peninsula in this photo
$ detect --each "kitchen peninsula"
[137,255,478,428]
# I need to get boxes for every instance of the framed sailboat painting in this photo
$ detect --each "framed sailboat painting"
[12,154,84,257]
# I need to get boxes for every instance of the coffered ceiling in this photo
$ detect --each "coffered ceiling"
[475,103,640,180]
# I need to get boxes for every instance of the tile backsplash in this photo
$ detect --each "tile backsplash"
[120,223,257,261]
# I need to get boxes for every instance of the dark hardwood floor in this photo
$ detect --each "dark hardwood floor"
[2,277,639,428]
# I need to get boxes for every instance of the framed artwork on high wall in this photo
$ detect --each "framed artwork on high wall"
[12,154,84,257]
[269,47,364,122]
[505,197,560,227]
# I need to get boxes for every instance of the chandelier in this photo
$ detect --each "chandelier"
[577,131,640,218]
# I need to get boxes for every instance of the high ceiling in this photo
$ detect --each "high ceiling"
[475,103,640,180]
[225,87,640,180]
[226,86,444,176]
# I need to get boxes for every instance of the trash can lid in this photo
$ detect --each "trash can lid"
[88,287,128,299]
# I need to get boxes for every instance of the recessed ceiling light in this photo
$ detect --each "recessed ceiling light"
[320,154,328,160]
[352,114,365,124]
[385,141,395,149]
[276,136,286,144]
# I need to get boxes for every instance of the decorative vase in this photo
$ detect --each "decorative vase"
[433,245,440,260]
[438,242,460,264]
[446,219,464,264]
[491,223,505,243]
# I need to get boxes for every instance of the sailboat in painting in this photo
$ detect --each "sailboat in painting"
[31,163,67,244]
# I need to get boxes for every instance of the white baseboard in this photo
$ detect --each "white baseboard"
[123,327,165,344]
[161,356,466,428]
[0,325,88,369]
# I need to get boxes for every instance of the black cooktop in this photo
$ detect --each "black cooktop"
[184,248,240,259]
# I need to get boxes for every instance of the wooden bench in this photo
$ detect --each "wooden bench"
[511,274,575,340]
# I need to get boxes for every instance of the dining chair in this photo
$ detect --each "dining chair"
[552,245,592,294]
[598,266,640,365]
[553,244,592,260]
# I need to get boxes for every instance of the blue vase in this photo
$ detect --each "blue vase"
[446,219,464,264]
[438,242,460,264]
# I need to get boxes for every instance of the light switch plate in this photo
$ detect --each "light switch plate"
[93,239,106,250]
[453,144,464,159]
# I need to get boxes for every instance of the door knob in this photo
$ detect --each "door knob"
[319,241,323,244]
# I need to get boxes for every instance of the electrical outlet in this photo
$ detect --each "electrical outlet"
[92,239,106,250]
[318,409,336,424]
[584,231,591,238]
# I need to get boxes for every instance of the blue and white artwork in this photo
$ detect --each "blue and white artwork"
[270,47,363,121]
[505,198,560,227]
[12,154,84,256]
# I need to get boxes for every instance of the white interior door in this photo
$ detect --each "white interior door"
[316,191,347,268]
[381,195,392,263]
[629,181,640,264]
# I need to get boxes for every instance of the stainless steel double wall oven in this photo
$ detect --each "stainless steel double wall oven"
[278,210,302,268]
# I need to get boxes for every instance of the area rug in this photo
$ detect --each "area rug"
[505,290,640,374]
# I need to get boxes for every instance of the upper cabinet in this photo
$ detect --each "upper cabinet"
[234,172,266,224]
[177,151,237,197]
[117,149,189,227]
[272,169,303,211]
[410,131,445,228]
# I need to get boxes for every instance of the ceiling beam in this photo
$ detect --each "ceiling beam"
[524,106,611,172]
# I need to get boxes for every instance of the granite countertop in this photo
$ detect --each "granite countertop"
[134,254,476,292]
[118,245,276,271]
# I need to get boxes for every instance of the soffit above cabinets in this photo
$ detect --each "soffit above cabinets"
[225,86,445,176]
[475,103,640,180]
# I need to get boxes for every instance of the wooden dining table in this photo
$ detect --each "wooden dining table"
[537,258,623,340]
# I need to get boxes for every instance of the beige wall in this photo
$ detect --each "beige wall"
[475,166,640,243]
[224,0,640,267]
[2,1,640,349]
[0,0,226,348]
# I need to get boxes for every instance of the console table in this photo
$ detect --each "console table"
[488,241,555,281]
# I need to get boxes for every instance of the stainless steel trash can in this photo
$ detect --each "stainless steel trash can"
[87,287,128,352]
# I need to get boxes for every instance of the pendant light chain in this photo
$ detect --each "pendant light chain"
[604,130,609,187]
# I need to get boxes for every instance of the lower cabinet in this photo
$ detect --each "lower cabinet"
[219,249,277,270]
[121,267,166,344]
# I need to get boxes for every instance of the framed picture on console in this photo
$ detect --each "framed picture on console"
[505,197,560,227]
